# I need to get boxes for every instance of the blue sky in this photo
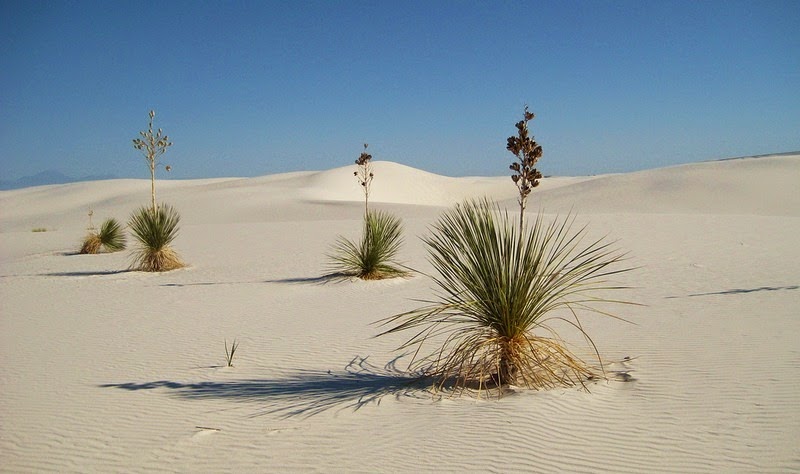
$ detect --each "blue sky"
[1,1,798,180]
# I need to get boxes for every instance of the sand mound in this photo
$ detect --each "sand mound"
[529,154,800,216]
[301,160,514,206]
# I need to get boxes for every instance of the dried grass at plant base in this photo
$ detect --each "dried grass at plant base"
[80,233,103,254]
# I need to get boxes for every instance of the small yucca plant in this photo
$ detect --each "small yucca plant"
[328,209,407,280]
[377,198,634,395]
[128,203,184,272]
[80,218,126,254]
[328,144,407,280]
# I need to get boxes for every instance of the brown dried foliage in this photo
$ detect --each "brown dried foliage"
[80,233,102,254]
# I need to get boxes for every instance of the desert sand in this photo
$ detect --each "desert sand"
[1,154,798,472]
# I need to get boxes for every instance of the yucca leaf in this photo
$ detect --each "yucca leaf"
[98,218,126,252]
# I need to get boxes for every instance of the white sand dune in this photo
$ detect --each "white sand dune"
[1,154,798,472]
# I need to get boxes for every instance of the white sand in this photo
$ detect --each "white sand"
[1,155,798,472]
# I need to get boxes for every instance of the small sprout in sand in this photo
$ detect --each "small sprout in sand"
[87,209,95,231]
[225,339,239,367]
[31,227,48,233]
[80,218,126,254]
[506,105,543,234]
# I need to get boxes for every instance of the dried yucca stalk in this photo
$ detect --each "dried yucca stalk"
[132,110,173,215]
[507,105,543,234]
[354,143,374,217]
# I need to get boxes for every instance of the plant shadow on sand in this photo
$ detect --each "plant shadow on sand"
[266,273,362,285]
[42,270,132,277]
[665,285,798,298]
[157,274,353,288]
[100,356,433,418]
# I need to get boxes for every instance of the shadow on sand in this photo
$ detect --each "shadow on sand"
[666,285,798,298]
[42,269,131,277]
[266,273,355,285]
[100,356,431,418]
[158,274,347,287]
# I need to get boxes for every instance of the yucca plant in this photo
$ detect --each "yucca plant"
[328,144,407,280]
[80,218,126,254]
[128,203,184,272]
[328,209,408,280]
[377,198,634,395]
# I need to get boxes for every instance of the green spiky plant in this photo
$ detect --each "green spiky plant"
[225,339,239,367]
[328,209,407,280]
[328,144,407,280]
[377,199,633,395]
[128,203,184,271]
[80,218,127,254]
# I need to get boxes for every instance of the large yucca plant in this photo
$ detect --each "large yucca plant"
[328,209,408,280]
[377,198,633,395]
[128,203,184,272]
[80,218,126,254]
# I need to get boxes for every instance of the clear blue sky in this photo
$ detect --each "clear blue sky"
[2,1,798,180]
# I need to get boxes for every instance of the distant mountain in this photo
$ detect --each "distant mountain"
[0,170,119,191]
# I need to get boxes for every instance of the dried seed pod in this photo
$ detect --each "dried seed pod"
[506,105,543,232]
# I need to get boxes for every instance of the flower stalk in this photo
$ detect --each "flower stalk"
[506,106,543,234]
[132,110,173,215]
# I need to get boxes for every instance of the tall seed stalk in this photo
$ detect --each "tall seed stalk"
[506,106,543,235]
[353,143,374,218]
[132,110,173,216]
